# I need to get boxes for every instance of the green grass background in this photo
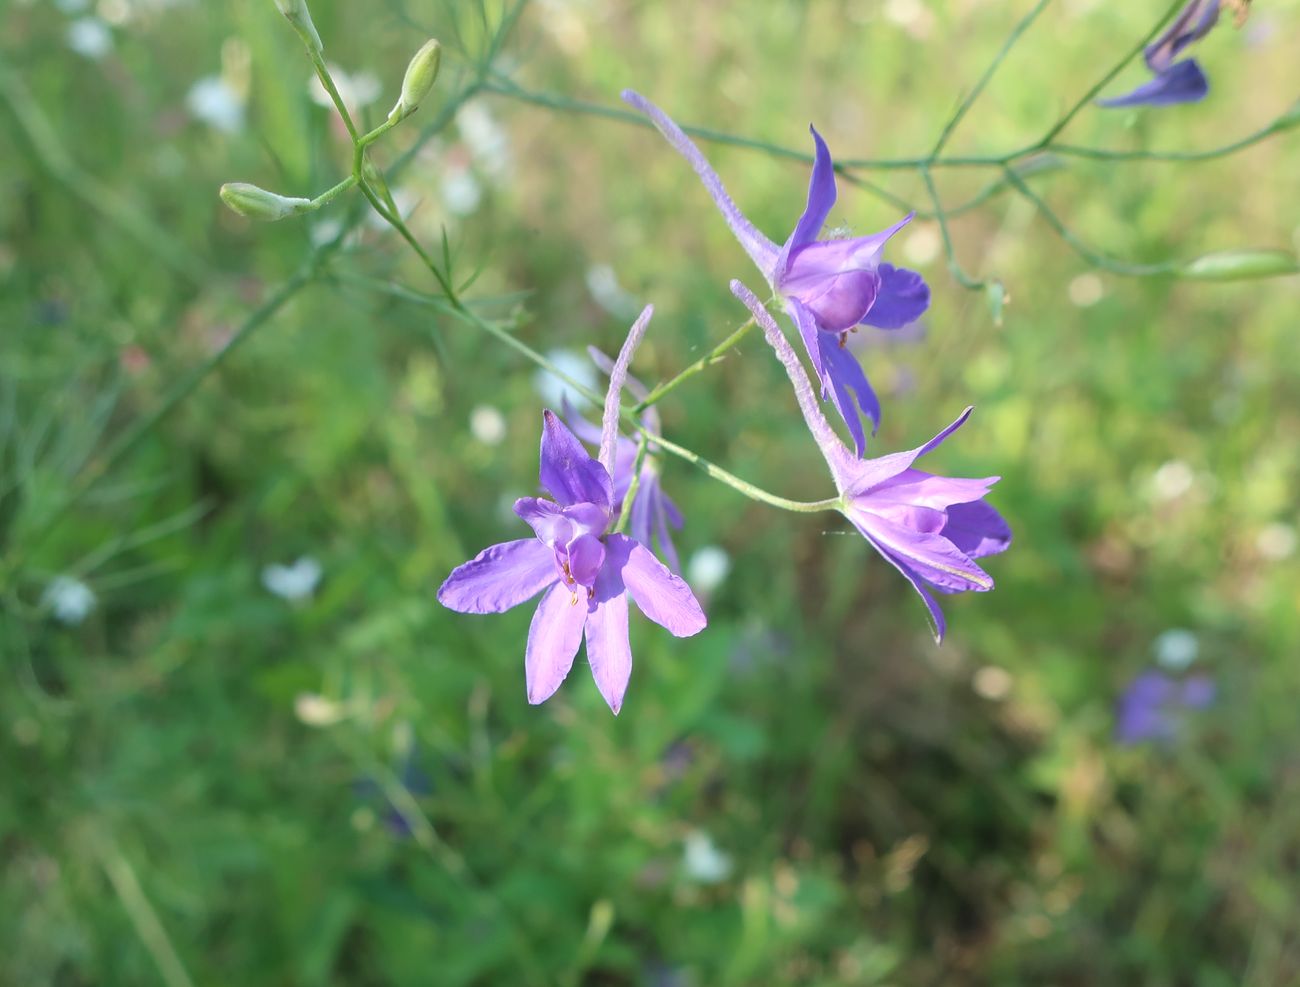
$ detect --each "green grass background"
[3,0,1299,983]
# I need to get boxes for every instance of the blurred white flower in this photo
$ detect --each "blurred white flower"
[683,830,732,884]
[1257,522,1297,561]
[972,665,1013,701]
[1068,273,1104,308]
[1150,460,1195,502]
[686,546,731,596]
[440,169,482,217]
[902,224,941,266]
[585,263,640,319]
[294,692,344,726]
[456,103,511,182]
[308,66,381,114]
[66,17,112,58]
[532,348,598,410]
[262,556,323,602]
[43,576,96,625]
[1153,628,1199,671]
[469,405,507,446]
[186,75,245,134]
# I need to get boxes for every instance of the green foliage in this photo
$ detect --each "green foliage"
[3,0,1300,984]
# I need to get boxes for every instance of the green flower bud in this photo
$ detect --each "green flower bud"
[219,182,314,222]
[390,39,441,121]
[1179,249,1299,282]
[984,279,1007,326]
[273,0,323,54]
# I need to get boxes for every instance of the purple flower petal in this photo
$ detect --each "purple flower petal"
[605,533,706,637]
[840,407,974,497]
[781,125,837,261]
[437,539,558,614]
[819,332,880,455]
[585,562,633,714]
[525,582,588,705]
[622,90,780,280]
[566,532,606,591]
[785,298,829,394]
[560,396,604,446]
[857,531,949,643]
[854,513,993,593]
[1145,0,1220,72]
[861,264,931,330]
[868,469,998,511]
[652,485,683,575]
[942,500,1013,560]
[539,410,613,511]
[600,305,654,475]
[779,214,913,332]
[1097,59,1210,108]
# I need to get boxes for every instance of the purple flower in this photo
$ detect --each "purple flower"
[623,90,929,456]
[1116,669,1217,744]
[732,281,1010,641]
[1098,1,1219,108]
[562,348,684,572]
[438,308,706,713]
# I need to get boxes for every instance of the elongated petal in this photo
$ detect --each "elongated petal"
[781,125,837,261]
[539,410,613,511]
[586,346,651,403]
[653,486,683,575]
[1097,59,1209,108]
[585,562,633,714]
[1145,0,1219,72]
[820,331,881,455]
[514,497,569,547]
[856,512,993,593]
[785,297,829,396]
[861,264,931,329]
[942,500,1012,560]
[629,473,656,553]
[840,407,974,497]
[525,582,587,704]
[622,90,780,279]
[601,305,653,476]
[861,525,949,643]
[606,533,706,637]
[438,539,559,613]
[868,468,998,510]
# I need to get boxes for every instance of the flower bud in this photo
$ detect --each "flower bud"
[1179,249,1299,282]
[984,279,1007,326]
[219,182,313,222]
[273,0,323,54]
[389,39,441,121]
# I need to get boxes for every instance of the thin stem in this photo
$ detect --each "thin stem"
[311,174,358,209]
[94,832,197,987]
[920,166,985,290]
[930,0,1053,157]
[307,48,360,142]
[1001,165,1178,276]
[1035,0,1185,147]
[614,436,650,534]
[1048,111,1300,162]
[635,317,756,411]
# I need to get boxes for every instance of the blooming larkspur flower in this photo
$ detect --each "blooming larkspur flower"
[563,347,684,572]
[438,308,706,713]
[624,90,930,456]
[732,281,1009,641]
[1098,0,1221,108]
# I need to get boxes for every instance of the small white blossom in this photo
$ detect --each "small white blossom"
[262,556,323,602]
[532,348,598,410]
[1151,460,1195,502]
[682,830,732,884]
[66,17,112,58]
[308,66,381,114]
[456,103,511,182]
[186,75,245,134]
[469,405,507,446]
[686,546,731,595]
[1153,628,1199,671]
[43,576,96,625]
[585,264,640,319]
[1257,522,1297,561]
[440,169,482,217]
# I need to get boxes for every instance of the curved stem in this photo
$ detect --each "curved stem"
[635,317,756,411]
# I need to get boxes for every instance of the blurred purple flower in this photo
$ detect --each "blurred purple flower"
[438,309,706,713]
[733,281,1010,642]
[563,347,684,572]
[623,90,929,456]
[1098,0,1220,108]
[1116,669,1217,744]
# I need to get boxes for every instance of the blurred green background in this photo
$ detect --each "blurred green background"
[3,0,1299,983]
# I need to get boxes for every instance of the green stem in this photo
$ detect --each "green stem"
[929,0,1054,157]
[635,317,756,411]
[920,166,985,290]
[311,174,358,209]
[307,47,360,142]
[1034,0,1186,146]
[1001,165,1177,277]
